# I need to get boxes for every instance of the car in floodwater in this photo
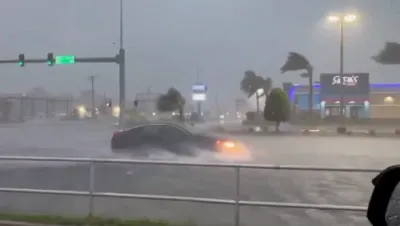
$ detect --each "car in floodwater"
[111,122,247,156]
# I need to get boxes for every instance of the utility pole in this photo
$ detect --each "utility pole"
[88,75,98,119]
[215,89,220,117]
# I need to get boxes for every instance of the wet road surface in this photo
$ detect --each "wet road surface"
[0,121,397,226]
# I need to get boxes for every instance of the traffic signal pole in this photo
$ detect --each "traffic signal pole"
[118,0,126,126]
[3,1,128,124]
[0,59,47,64]
[118,49,126,125]
[0,57,118,64]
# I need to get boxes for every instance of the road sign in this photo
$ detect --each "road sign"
[55,55,75,64]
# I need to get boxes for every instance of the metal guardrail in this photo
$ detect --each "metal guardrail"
[0,156,381,226]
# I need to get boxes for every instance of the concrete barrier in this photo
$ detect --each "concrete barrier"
[0,221,56,226]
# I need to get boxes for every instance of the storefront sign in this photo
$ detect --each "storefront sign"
[332,75,359,86]
[320,73,369,97]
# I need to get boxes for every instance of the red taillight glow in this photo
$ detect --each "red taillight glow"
[113,130,124,137]
[216,140,251,160]
[223,141,235,148]
[216,140,236,149]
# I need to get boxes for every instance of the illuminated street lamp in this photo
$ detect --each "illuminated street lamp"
[256,88,264,115]
[256,88,264,96]
[327,13,357,122]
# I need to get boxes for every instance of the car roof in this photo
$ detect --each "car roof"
[125,122,205,134]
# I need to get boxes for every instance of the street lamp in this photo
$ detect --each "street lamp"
[327,13,357,122]
[256,88,264,115]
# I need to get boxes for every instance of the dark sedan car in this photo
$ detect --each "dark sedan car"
[111,123,246,156]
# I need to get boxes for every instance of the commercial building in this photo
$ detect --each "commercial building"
[289,73,400,119]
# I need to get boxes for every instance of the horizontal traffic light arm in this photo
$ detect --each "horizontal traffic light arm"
[0,56,118,64]
[75,57,118,63]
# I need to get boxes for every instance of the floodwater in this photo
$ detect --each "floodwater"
[0,121,397,226]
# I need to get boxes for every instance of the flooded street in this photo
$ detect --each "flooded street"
[0,122,396,226]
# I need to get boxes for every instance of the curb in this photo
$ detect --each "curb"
[216,127,400,137]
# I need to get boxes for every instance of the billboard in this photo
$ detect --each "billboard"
[192,83,207,93]
[192,93,206,101]
[320,73,370,98]
[192,83,207,101]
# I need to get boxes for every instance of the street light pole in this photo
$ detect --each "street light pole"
[88,75,98,119]
[327,13,357,124]
[196,60,202,116]
[256,92,260,115]
[339,19,344,120]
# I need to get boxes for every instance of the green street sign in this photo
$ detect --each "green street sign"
[55,55,75,64]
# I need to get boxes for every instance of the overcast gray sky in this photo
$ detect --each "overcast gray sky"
[0,0,399,111]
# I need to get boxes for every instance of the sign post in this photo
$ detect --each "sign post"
[192,83,207,117]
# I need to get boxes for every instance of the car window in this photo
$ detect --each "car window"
[159,125,189,141]
[182,125,206,135]
[127,126,144,135]
[142,125,162,136]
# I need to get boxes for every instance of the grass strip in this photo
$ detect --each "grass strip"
[0,213,196,226]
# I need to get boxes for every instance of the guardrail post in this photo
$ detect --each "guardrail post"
[88,161,96,217]
[234,166,240,226]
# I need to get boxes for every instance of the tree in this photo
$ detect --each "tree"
[240,70,273,115]
[240,70,272,97]
[264,88,291,132]
[372,42,400,64]
[281,52,313,118]
[156,87,186,121]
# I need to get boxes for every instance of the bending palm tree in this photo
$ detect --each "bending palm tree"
[281,52,314,118]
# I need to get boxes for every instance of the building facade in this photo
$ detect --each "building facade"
[289,73,400,119]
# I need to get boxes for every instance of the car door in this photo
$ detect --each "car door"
[124,126,145,146]
[140,125,164,147]
[158,125,190,147]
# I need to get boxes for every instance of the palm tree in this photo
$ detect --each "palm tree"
[372,42,400,64]
[281,52,313,117]
[240,71,273,114]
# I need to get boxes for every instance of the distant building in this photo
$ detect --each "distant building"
[77,90,107,108]
[235,98,248,113]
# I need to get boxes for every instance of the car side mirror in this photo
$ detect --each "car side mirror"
[367,165,400,226]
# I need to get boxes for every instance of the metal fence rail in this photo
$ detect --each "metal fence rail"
[0,156,381,226]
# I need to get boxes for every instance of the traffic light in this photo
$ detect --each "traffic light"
[18,54,25,67]
[47,53,54,66]
[134,100,138,108]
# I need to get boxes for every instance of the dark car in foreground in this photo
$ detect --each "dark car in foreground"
[111,123,247,156]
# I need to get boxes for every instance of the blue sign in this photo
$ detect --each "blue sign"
[192,83,207,93]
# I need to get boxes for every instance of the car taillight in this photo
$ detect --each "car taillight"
[113,130,123,137]
[216,140,236,149]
